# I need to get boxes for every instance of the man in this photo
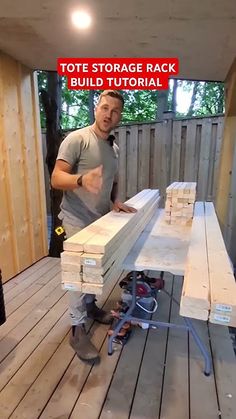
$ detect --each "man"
[51,90,136,363]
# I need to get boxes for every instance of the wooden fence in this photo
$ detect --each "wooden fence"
[114,114,224,203]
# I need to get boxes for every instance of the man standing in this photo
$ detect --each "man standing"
[51,90,136,363]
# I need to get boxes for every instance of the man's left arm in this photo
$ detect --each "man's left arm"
[111,181,137,213]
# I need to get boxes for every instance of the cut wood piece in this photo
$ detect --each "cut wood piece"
[165,182,196,226]
[180,202,210,320]
[63,189,152,252]
[205,202,236,316]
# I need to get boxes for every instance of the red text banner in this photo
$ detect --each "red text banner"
[57,58,179,90]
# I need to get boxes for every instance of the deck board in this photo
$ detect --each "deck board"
[0,257,236,419]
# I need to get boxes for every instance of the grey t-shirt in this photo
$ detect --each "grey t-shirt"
[57,126,118,228]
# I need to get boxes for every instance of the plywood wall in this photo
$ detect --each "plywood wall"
[0,52,48,283]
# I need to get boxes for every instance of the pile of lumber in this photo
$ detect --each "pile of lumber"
[180,202,236,326]
[165,182,196,225]
[61,189,160,294]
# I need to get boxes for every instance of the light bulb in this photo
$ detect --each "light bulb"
[71,11,92,29]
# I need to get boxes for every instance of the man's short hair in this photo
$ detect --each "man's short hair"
[98,90,124,109]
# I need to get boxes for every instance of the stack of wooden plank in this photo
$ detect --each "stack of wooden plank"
[165,182,196,225]
[180,202,236,326]
[61,189,160,294]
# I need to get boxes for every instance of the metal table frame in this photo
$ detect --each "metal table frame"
[108,270,211,375]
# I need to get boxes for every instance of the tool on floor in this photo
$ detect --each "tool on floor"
[108,271,164,344]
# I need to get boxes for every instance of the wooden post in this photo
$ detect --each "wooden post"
[215,59,236,263]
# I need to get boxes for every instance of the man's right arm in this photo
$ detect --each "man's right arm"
[51,160,79,190]
[51,160,103,194]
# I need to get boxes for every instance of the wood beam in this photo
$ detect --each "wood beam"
[215,59,236,248]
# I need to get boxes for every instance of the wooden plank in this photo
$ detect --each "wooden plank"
[0,284,65,364]
[30,71,48,257]
[19,66,48,261]
[83,190,159,254]
[212,118,224,201]
[159,276,189,419]
[0,293,68,393]
[152,122,162,190]
[63,189,151,252]
[189,320,219,419]
[205,203,236,317]
[126,125,138,197]
[130,272,172,419]
[82,198,159,282]
[215,116,236,232]
[61,192,159,291]
[197,119,212,200]
[179,125,187,182]
[206,122,217,200]
[123,210,191,275]
[3,257,52,294]
[4,257,58,303]
[0,266,61,339]
[170,120,182,182]
[149,126,156,188]
[5,264,61,317]
[180,202,210,320]
[138,125,151,190]
[81,194,159,271]
[6,272,123,419]
[100,328,148,418]
[118,126,127,201]
[0,313,69,419]
[184,120,197,181]
[209,323,236,418]
[0,55,19,281]
[39,275,123,419]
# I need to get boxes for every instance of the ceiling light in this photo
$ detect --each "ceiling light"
[71,11,92,29]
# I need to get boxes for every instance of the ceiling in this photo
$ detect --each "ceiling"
[0,0,235,81]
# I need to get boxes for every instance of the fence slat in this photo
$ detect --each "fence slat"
[184,120,197,181]
[170,120,182,182]
[138,125,151,191]
[126,126,138,198]
[197,119,213,200]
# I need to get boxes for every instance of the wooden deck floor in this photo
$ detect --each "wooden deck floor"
[0,257,236,419]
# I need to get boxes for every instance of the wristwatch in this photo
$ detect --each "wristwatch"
[77,174,83,187]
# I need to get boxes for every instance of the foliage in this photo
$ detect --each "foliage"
[176,80,225,117]
[37,71,225,130]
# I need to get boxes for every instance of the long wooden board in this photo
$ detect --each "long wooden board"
[180,202,210,320]
[205,202,236,321]
[63,189,152,252]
